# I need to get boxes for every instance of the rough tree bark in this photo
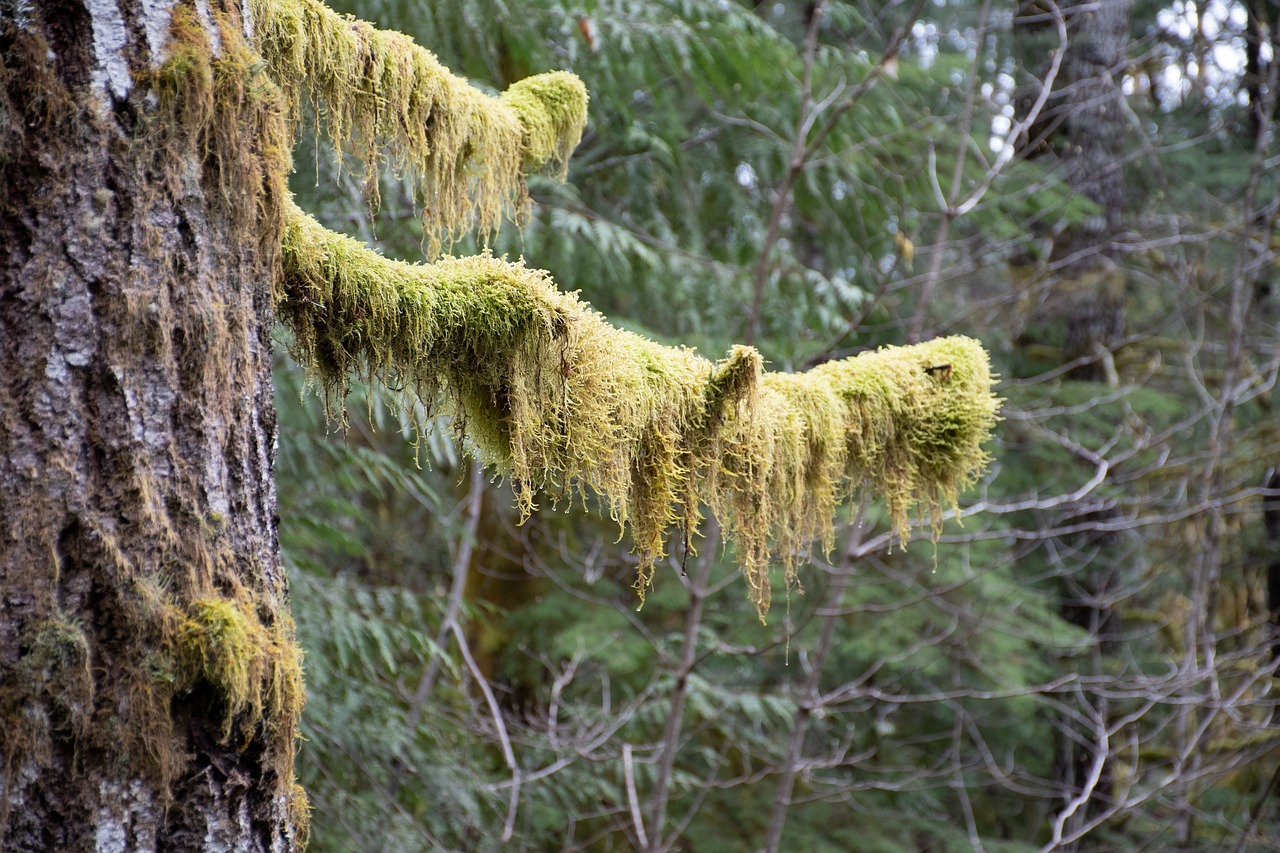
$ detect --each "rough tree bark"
[0,1,304,848]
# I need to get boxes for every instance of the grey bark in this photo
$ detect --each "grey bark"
[0,1,298,848]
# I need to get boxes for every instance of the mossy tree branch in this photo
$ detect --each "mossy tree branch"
[249,0,998,617]
[278,203,999,618]
[250,0,586,253]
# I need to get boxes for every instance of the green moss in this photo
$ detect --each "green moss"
[0,615,94,810]
[183,599,257,720]
[86,578,305,812]
[252,0,997,617]
[250,0,587,253]
[17,617,94,736]
[279,204,1000,620]
[147,5,291,273]
[499,71,589,176]
[119,11,305,787]
[181,596,305,740]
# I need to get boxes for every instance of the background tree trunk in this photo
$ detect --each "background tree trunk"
[1012,4,1135,843]
[1016,0,1132,381]
[1053,0,1130,379]
[1244,0,1280,144]
[1266,469,1280,667]
[0,2,303,848]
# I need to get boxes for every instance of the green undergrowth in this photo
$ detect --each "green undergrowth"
[250,0,587,253]
[278,203,1000,619]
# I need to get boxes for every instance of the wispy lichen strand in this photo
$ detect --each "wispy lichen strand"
[249,0,587,251]
[278,203,1000,619]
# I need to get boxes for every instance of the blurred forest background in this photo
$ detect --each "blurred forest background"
[278,1,1280,850]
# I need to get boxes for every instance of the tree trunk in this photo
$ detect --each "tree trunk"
[0,1,303,848]
[1015,0,1132,381]
[1244,0,1280,144]
[1012,5,1134,842]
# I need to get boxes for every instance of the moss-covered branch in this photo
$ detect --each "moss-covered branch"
[249,0,587,249]
[279,202,1000,618]
[253,0,997,617]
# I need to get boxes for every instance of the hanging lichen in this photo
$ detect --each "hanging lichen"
[249,0,587,253]
[278,203,999,619]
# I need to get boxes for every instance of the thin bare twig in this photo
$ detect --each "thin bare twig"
[624,743,649,849]
[744,0,927,345]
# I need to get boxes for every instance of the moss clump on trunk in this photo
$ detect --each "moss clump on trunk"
[180,597,305,742]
